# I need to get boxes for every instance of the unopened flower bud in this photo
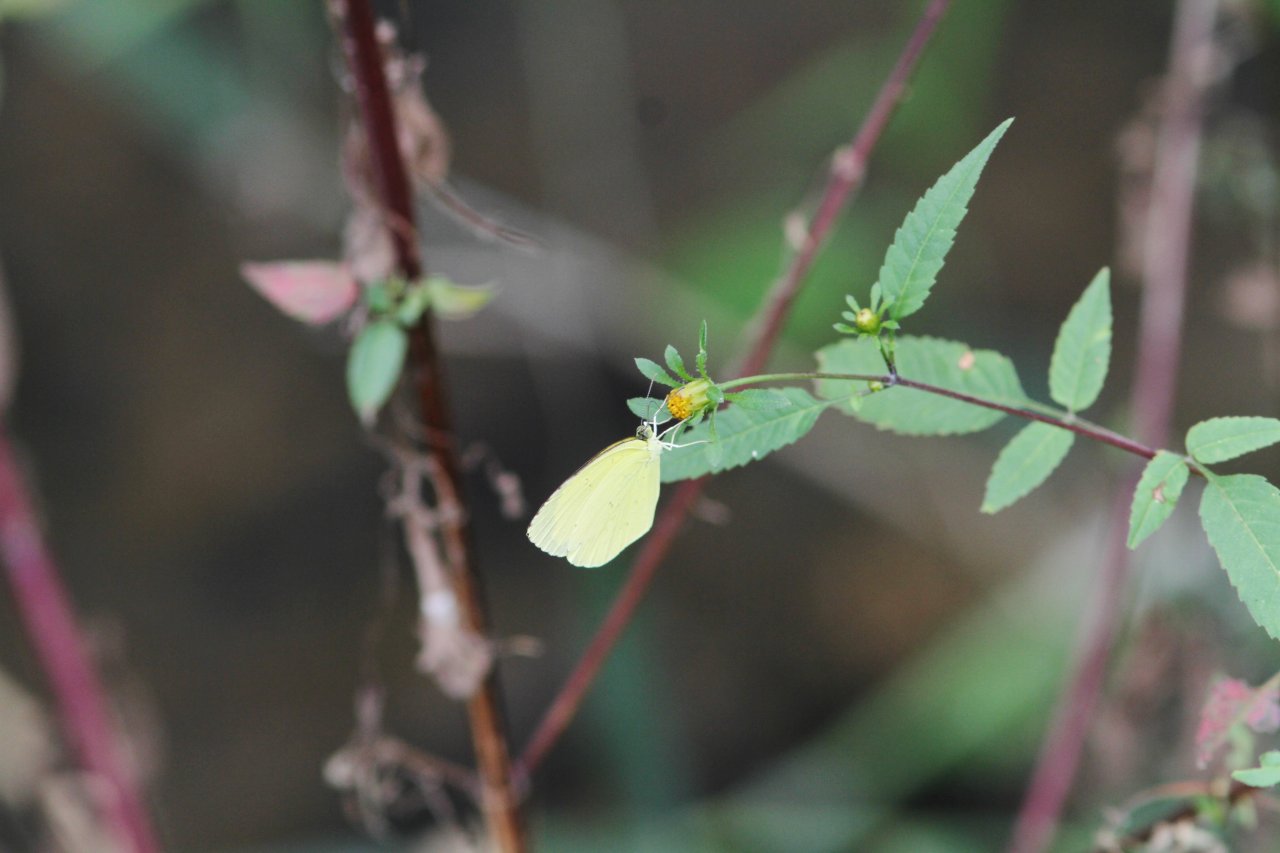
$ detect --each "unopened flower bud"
[854,308,881,334]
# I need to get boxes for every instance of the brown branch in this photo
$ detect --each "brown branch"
[0,431,160,852]
[333,3,526,850]
[1007,1,1219,850]
[517,0,954,781]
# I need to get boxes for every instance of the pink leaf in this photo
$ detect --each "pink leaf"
[1246,685,1280,734]
[1196,677,1280,768]
[241,261,359,325]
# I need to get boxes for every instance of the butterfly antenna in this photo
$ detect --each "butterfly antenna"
[658,417,696,449]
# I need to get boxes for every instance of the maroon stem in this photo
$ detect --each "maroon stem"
[0,431,160,852]
[1007,1,1216,850]
[334,2,525,849]
[740,0,952,378]
[518,0,953,780]
[892,377,1159,460]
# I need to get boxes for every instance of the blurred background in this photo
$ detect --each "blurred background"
[1,0,1280,850]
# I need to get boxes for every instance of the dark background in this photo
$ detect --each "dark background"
[1,1,1279,850]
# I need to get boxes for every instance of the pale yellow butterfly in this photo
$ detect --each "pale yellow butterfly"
[527,422,667,568]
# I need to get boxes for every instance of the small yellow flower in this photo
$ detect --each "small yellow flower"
[666,378,714,420]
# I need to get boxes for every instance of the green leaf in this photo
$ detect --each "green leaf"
[396,280,434,326]
[815,335,1026,436]
[1108,796,1203,839]
[635,357,680,388]
[347,320,408,422]
[1187,417,1280,464]
[364,279,396,314]
[665,344,692,381]
[981,422,1074,513]
[877,119,1012,321]
[1199,473,1280,641]
[627,397,672,424]
[1127,451,1191,548]
[724,389,794,410]
[424,275,497,319]
[661,387,835,482]
[1233,751,1280,788]
[1048,268,1112,412]
[705,415,724,468]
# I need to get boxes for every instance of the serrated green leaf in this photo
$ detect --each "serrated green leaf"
[981,422,1074,513]
[627,397,672,424]
[877,119,1012,321]
[424,275,496,319]
[635,357,680,388]
[661,388,836,482]
[347,320,408,422]
[1199,474,1280,641]
[1049,268,1112,412]
[705,415,723,468]
[1187,417,1280,464]
[814,335,1026,436]
[665,344,692,381]
[1127,451,1190,548]
[724,388,794,410]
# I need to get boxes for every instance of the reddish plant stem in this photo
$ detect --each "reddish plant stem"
[517,0,953,781]
[334,3,526,850]
[1008,480,1137,853]
[1007,1,1216,850]
[0,431,160,852]
[735,370,1161,460]
[892,377,1158,461]
[739,0,952,378]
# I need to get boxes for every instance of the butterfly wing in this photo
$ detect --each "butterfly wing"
[528,437,662,568]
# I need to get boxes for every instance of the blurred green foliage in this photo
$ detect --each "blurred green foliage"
[664,0,1014,350]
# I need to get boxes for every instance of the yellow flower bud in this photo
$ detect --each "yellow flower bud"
[666,378,714,420]
[854,308,881,334]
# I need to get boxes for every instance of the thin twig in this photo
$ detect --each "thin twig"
[517,0,954,781]
[333,2,526,850]
[725,370,1163,461]
[0,432,160,852]
[892,377,1159,461]
[1007,1,1218,850]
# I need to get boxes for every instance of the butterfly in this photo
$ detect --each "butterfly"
[527,422,669,568]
